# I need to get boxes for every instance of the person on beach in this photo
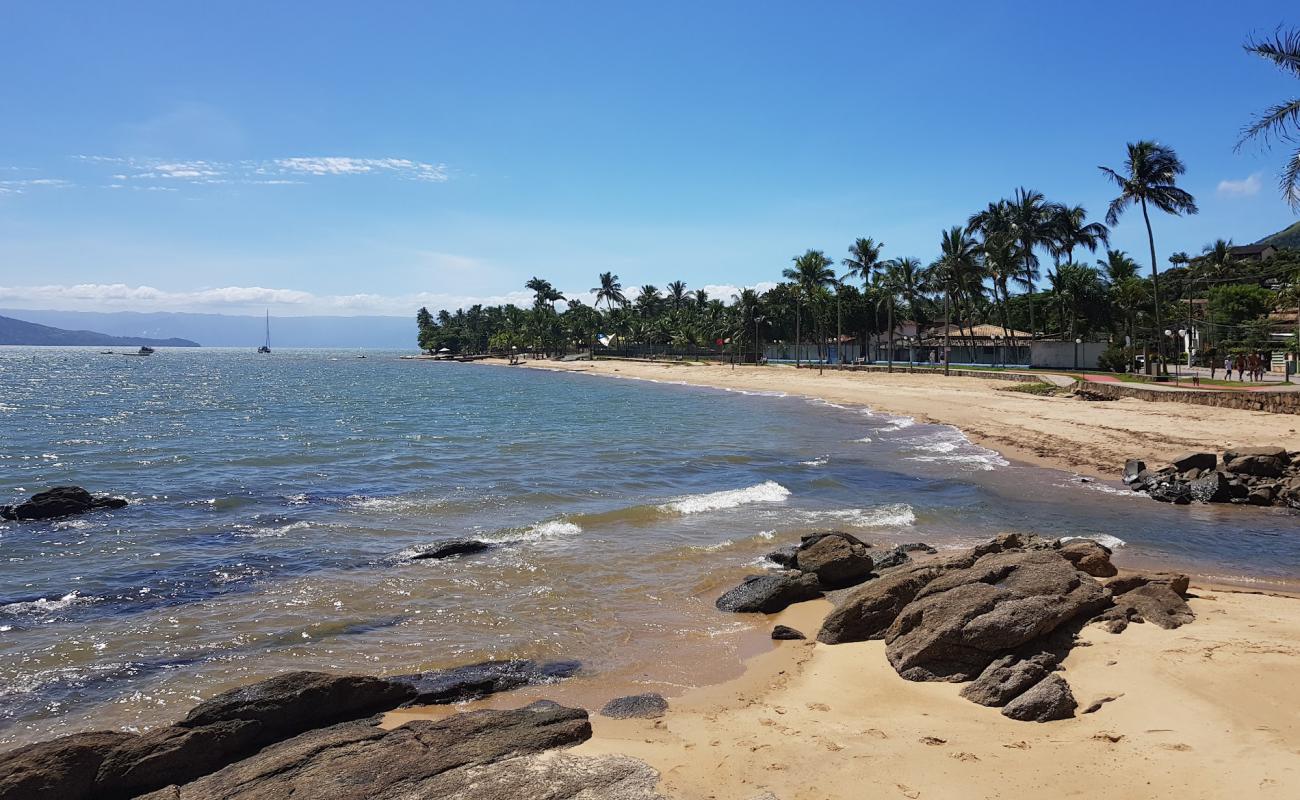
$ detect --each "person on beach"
[1224,355,1233,380]
[1235,354,1247,382]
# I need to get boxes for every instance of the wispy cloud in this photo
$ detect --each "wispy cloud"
[273,157,448,182]
[1217,173,1262,197]
[0,177,74,193]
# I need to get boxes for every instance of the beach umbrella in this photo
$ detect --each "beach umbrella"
[437,347,451,352]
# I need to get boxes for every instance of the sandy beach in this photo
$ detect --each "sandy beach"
[504,359,1300,479]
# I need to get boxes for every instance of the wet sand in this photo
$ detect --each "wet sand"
[500,359,1300,479]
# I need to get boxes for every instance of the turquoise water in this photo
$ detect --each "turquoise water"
[1,347,1297,747]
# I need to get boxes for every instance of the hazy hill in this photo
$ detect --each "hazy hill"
[0,309,415,349]
[0,314,200,347]
[1258,220,1300,250]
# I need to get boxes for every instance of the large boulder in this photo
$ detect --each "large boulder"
[1223,446,1289,463]
[715,572,822,613]
[1110,584,1194,630]
[884,549,1109,682]
[95,721,263,800]
[1122,459,1146,485]
[1000,674,1077,722]
[179,671,415,745]
[1169,452,1216,473]
[0,731,133,800]
[959,652,1058,707]
[1189,471,1232,503]
[1104,571,1189,597]
[794,533,874,588]
[817,565,946,644]
[1146,477,1192,504]
[389,659,580,705]
[764,544,799,569]
[0,487,128,522]
[1225,454,1285,478]
[1056,539,1117,578]
[600,693,668,719]
[136,701,614,800]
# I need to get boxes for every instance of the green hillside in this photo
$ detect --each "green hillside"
[1258,220,1300,250]
[0,314,200,347]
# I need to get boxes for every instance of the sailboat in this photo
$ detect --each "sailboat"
[257,310,272,353]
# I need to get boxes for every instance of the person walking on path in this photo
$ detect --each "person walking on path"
[1224,355,1234,381]
[1235,354,1247,382]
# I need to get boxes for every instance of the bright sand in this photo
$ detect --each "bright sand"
[508,359,1300,479]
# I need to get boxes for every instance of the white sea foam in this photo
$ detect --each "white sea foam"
[793,503,916,528]
[661,481,792,514]
[799,456,829,467]
[1,591,97,616]
[239,520,313,538]
[855,436,873,443]
[722,387,787,398]
[492,520,584,544]
[1060,534,1127,549]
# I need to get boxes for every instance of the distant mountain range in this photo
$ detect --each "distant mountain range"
[0,309,416,349]
[0,314,200,347]
[1258,220,1300,250]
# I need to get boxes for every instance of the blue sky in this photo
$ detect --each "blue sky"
[1,1,1297,316]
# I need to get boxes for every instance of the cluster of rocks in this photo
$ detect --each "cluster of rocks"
[1125,447,1300,507]
[0,658,662,800]
[1,487,128,522]
[718,531,1194,723]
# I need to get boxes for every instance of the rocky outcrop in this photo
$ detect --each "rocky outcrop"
[0,731,134,800]
[816,564,949,643]
[870,542,936,572]
[410,538,493,560]
[388,659,581,704]
[1057,539,1118,577]
[1000,674,1077,722]
[1126,447,1300,507]
[959,653,1058,707]
[0,487,128,522]
[794,532,873,587]
[600,693,668,719]
[715,572,823,613]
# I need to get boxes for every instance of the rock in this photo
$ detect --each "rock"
[1223,445,1289,463]
[1056,539,1117,578]
[1146,478,1192,504]
[715,572,823,614]
[1122,459,1146,485]
[1225,454,1285,478]
[1247,483,1278,505]
[0,730,133,800]
[870,546,912,571]
[1000,674,1077,722]
[600,693,668,719]
[899,542,938,554]
[388,659,581,705]
[179,671,415,746]
[771,625,806,640]
[1181,467,1203,481]
[0,487,128,522]
[95,720,263,800]
[1111,584,1195,630]
[1190,471,1232,503]
[1104,572,1189,597]
[410,538,493,560]
[1169,452,1216,473]
[817,565,946,644]
[959,652,1058,707]
[794,533,874,588]
[138,701,604,800]
[799,530,870,549]
[764,544,799,569]
[884,549,1109,682]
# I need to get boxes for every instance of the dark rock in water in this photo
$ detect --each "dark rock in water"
[1189,471,1232,503]
[389,659,581,705]
[1104,572,1189,597]
[180,671,415,745]
[136,701,612,800]
[1169,452,1216,473]
[960,652,1058,707]
[871,546,912,571]
[0,730,134,800]
[716,572,823,613]
[794,533,874,588]
[1000,674,1077,722]
[1122,459,1147,485]
[1111,584,1194,630]
[600,693,668,719]
[1056,539,1117,578]
[1146,477,1192,504]
[771,624,806,640]
[1226,454,1285,478]
[410,538,493,560]
[765,544,799,569]
[0,486,128,522]
[884,549,1109,682]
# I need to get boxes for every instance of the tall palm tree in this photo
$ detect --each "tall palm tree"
[1099,141,1199,346]
[666,280,688,310]
[842,237,885,361]
[1237,28,1300,208]
[931,227,981,372]
[1050,205,1110,265]
[525,277,556,309]
[1201,239,1236,276]
[1097,249,1139,284]
[782,249,836,366]
[1005,187,1061,337]
[592,271,626,313]
[981,231,1021,351]
[878,258,918,371]
[634,285,660,319]
[691,289,708,308]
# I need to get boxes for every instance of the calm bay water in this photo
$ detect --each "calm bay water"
[1,347,1298,747]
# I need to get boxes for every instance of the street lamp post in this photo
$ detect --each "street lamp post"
[1074,337,1081,371]
[754,315,765,366]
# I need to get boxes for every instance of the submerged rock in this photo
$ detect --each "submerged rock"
[600,693,668,719]
[1000,674,1077,722]
[715,572,823,614]
[389,659,581,705]
[0,487,128,522]
[410,538,493,560]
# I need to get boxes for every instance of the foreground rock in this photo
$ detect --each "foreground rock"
[1126,447,1300,508]
[0,487,128,522]
[771,624,806,640]
[600,693,669,719]
[1000,674,1077,722]
[715,571,823,613]
[959,653,1058,707]
[389,659,581,704]
[794,532,874,588]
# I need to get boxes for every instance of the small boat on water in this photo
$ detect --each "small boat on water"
[137,346,155,356]
[257,310,272,354]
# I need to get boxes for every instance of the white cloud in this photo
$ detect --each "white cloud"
[1217,173,1262,197]
[51,154,451,190]
[274,157,448,182]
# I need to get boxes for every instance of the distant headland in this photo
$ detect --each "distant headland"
[0,313,200,347]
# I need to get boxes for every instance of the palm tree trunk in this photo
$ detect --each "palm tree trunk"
[1024,248,1036,339]
[1140,196,1162,361]
[944,289,951,376]
[887,297,895,373]
[795,303,801,367]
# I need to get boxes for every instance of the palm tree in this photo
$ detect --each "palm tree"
[1097,249,1139,284]
[692,289,708,308]
[782,249,836,366]
[1050,205,1110,265]
[1005,187,1061,337]
[842,237,885,361]
[1237,28,1300,208]
[525,277,556,309]
[634,285,660,320]
[1201,239,1236,277]
[592,271,626,313]
[981,231,1021,351]
[1099,141,1199,347]
[666,280,688,310]
[931,227,981,373]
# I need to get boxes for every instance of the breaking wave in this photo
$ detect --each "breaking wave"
[660,481,792,515]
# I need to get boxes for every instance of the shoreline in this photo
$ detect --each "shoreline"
[478,357,1300,480]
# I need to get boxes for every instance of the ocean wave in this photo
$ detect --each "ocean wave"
[480,519,584,545]
[855,436,873,443]
[1,591,98,616]
[722,387,787,397]
[660,481,792,515]
[1060,533,1126,549]
[906,453,1010,471]
[236,520,313,538]
[799,456,829,467]
[793,503,916,528]
[879,417,916,431]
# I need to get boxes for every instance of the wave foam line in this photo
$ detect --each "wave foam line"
[661,481,791,515]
